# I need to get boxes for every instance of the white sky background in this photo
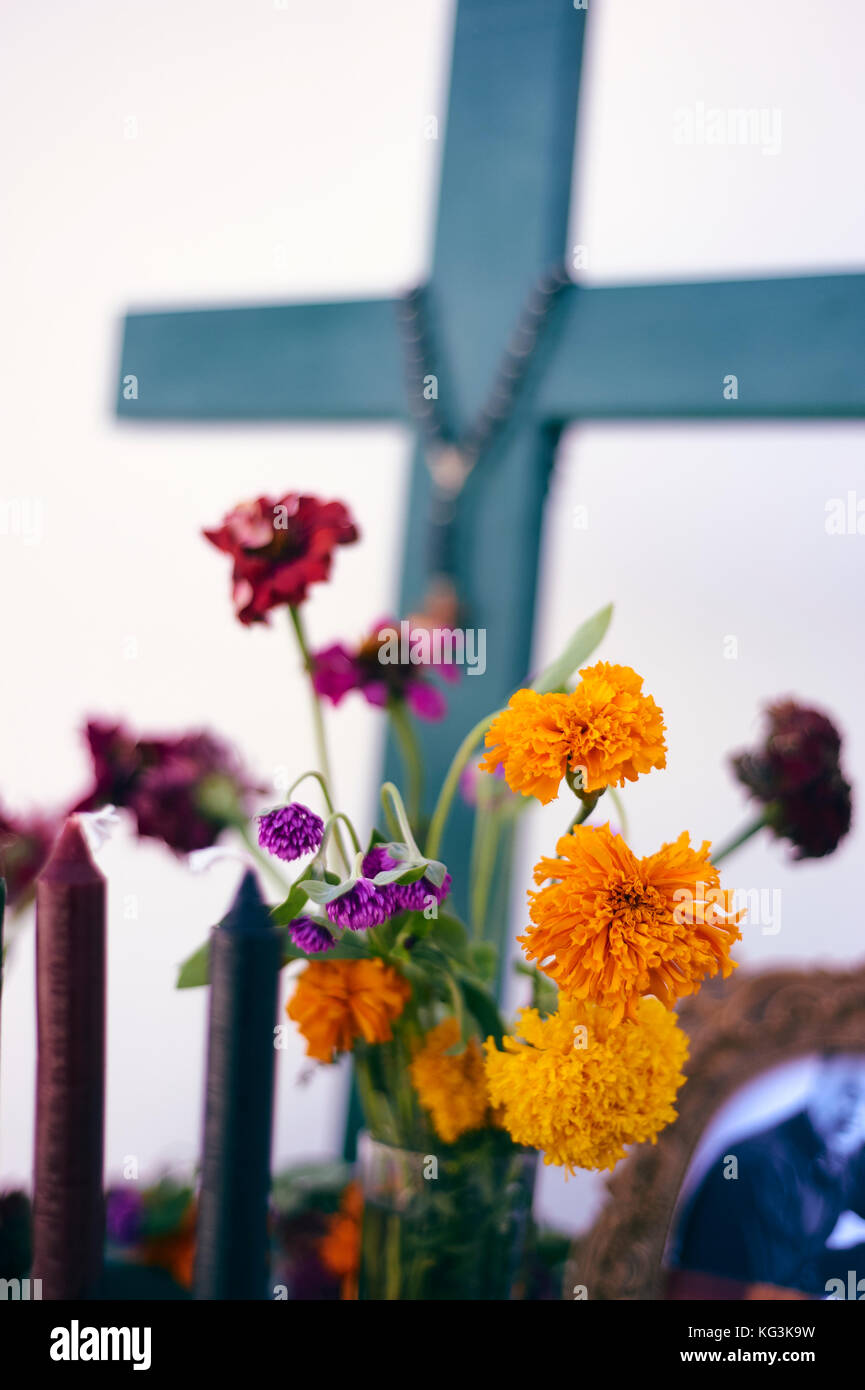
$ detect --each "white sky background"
[0,0,863,1240]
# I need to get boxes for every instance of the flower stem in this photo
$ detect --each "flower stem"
[379,782,418,852]
[469,798,501,942]
[711,811,771,865]
[237,824,292,895]
[388,699,424,833]
[567,789,602,832]
[287,605,349,873]
[425,709,501,862]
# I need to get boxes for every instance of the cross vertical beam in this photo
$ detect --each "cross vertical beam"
[389,2,586,911]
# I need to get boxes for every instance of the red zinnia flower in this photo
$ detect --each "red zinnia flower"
[203,494,359,625]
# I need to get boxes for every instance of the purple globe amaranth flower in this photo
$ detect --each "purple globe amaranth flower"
[360,845,451,915]
[258,802,324,861]
[360,846,405,918]
[105,1187,144,1246]
[398,871,453,912]
[326,878,391,931]
[288,917,336,954]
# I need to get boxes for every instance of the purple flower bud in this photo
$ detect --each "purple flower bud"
[258,802,324,861]
[288,917,336,954]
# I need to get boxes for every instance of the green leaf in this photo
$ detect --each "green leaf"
[466,941,497,983]
[458,976,506,1046]
[303,877,355,905]
[369,864,425,886]
[430,912,469,958]
[513,961,559,1017]
[270,882,312,926]
[533,602,613,695]
[365,826,389,853]
[176,939,212,989]
[422,858,448,889]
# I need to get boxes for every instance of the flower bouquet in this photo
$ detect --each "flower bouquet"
[0,484,852,1303]
[176,487,839,1302]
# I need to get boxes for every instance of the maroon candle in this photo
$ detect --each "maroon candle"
[32,817,106,1299]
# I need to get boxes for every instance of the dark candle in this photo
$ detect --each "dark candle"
[195,869,282,1300]
[32,817,106,1300]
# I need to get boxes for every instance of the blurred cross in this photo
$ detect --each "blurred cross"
[117,0,865,934]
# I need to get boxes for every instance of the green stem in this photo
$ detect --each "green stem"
[425,709,501,861]
[287,605,349,874]
[318,811,362,858]
[287,768,338,818]
[567,789,602,832]
[388,699,424,833]
[607,786,629,838]
[380,782,421,858]
[469,788,502,942]
[711,811,771,865]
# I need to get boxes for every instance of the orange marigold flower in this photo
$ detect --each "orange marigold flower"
[520,823,742,1024]
[319,1181,362,1299]
[483,996,688,1174]
[479,662,666,804]
[287,958,411,1062]
[409,1018,491,1143]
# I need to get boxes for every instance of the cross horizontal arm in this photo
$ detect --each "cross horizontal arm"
[116,298,408,420]
[538,273,865,420]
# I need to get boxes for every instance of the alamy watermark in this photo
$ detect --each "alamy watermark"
[0,497,43,545]
[674,883,781,935]
[377,620,486,677]
[673,103,782,157]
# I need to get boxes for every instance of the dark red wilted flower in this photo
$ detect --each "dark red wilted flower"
[311,617,458,722]
[0,807,58,907]
[203,494,359,625]
[732,700,853,860]
[76,722,257,856]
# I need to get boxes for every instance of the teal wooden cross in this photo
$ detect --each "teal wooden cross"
[116,0,865,919]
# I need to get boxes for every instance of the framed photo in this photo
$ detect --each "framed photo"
[570,963,865,1301]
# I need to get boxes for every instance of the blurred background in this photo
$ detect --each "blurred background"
[1,0,863,1239]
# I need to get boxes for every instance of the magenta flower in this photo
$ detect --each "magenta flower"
[258,803,324,861]
[310,617,458,722]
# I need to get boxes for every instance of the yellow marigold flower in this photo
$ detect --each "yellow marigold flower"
[479,662,666,804]
[521,823,742,1025]
[287,958,411,1063]
[409,1018,491,1144]
[483,996,688,1173]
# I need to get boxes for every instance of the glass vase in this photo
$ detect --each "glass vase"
[357,1131,536,1300]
